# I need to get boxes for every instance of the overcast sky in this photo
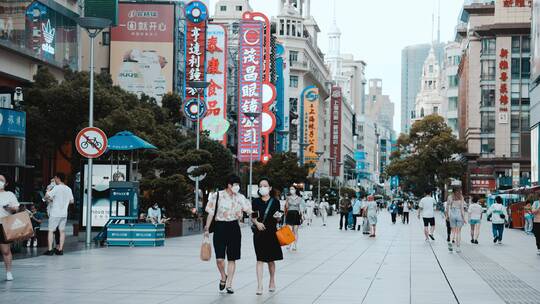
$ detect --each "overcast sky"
[208,0,465,133]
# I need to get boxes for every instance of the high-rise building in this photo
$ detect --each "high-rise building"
[401,43,445,134]
[530,0,540,185]
[442,42,462,136]
[457,0,531,195]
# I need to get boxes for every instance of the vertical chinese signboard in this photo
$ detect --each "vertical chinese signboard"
[203,24,229,144]
[237,20,264,162]
[498,48,509,124]
[110,3,174,103]
[184,1,208,101]
[301,86,319,173]
[330,87,342,176]
[503,0,532,8]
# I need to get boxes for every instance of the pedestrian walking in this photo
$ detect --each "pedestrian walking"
[530,200,540,255]
[319,197,329,226]
[366,196,378,237]
[351,196,362,231]
[446,187,466,253]
[204,174,253,294]
[443,200,452,243]
[251,178,283,295]
[338,194,352,230]
[468,197,483,244]
[524,202,534,235]
[402,200,411,224]
[44,173,74,256]
[361,198,370,234]
[418,190,437,241]
[0,175,19,281]
[487,196,508,245]
[305,197,315,226]
[388,201,398,224]
[285,185,304,251]
[397,200,404,221]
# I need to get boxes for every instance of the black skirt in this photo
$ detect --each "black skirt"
[285,210,302,225]
[253,226,283,262]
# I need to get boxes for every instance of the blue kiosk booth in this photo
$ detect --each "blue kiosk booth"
[96,181,165,247]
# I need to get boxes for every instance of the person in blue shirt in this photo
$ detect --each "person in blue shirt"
[351,195,363,231]
[388,201,398,224]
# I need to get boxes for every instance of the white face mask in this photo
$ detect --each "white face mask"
[232,185,240,194]
[290,189,296,195]
[259,187,270,196]
[0,181,4,189]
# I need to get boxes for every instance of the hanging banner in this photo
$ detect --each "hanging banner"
[110,3,174,103]
[184,1,208,101]
[237,20,264,163]
[330,86,342,177]
[497,48,509,124]
[203,24,229,144]
[275,44,288,152]
[301,86,319,173]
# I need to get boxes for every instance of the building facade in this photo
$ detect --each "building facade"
[401,43,445,134]
[442,42,461,135]
[412,47,444,122]
[457,0,531,195]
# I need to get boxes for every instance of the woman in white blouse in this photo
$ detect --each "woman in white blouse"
[204,175,253,294]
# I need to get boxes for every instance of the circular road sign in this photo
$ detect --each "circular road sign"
[183,98,207,122]
[186,1,208,23]
[75,127,108,159]
[187,166,207,182]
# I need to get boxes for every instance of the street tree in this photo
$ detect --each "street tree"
[385,115,466,196]
[252,152,309,195]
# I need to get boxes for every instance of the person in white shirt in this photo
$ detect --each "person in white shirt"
[319,197,329,226]
[402,200,411,224]
[351,196,362,231]
[468,197,483,244]
[304,197,315,226]
[418,189,437,241]
[0,175,19,281]
[44,173,74,256]
[204,175,253,294]
[487,196,508,245]
[147,203,162,224]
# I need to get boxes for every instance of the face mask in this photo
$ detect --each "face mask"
[259,187,270,196]
[290,189,296,195]
[153,206,158,210]
[232,185,240,194]
[0,181,4,189]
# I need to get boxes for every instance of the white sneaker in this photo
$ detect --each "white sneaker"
[26,240,31,247]
[32,240,38,247]
[536,250,540,255]
[498,241,502,245]
[6,272,13,281]
[456,247,461,253]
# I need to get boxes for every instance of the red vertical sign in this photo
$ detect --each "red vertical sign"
[330,87,342,176]
[237,20,264,163]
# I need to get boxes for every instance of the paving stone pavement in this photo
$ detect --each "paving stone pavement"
[1,210,539,304]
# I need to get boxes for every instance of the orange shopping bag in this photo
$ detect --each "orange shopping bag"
[276,225,295,246]
[200,235,212,261]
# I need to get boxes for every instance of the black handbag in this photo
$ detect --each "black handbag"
[208,192,219,234]
[252,199,273,234]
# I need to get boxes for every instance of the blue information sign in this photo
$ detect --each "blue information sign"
[0,108,25,138]
[183,98,206,122]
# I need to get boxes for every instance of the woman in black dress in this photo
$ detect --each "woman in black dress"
[251,177,283,295]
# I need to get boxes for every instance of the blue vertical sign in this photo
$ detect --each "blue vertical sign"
[275,44,288,152]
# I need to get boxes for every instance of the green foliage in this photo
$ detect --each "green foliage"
[386,115,466,196]
[22,67,233,220]
[252,152,309,195]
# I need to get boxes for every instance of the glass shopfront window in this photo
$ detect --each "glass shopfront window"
[0,0,78,69]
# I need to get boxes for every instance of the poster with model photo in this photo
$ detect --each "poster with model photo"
[110,3,174,103]
[533,0,540,80]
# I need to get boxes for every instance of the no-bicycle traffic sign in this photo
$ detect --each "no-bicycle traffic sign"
[75,127,108,159]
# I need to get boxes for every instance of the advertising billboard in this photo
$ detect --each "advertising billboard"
[237,20,264,163]
[300,86,319,173]
[202,24,229,144]
[330,87,342,176]
[531,125,539,184]
[110,3,174,103]
[533,0,540,81]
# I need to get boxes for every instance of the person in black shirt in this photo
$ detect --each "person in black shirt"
[251,177,283,295]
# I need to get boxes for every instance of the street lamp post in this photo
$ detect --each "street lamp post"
[78,17,111,246]
[337,161,343,201]
[244,112,261,202]
[187,81,210,213]
[315,151,324,203]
